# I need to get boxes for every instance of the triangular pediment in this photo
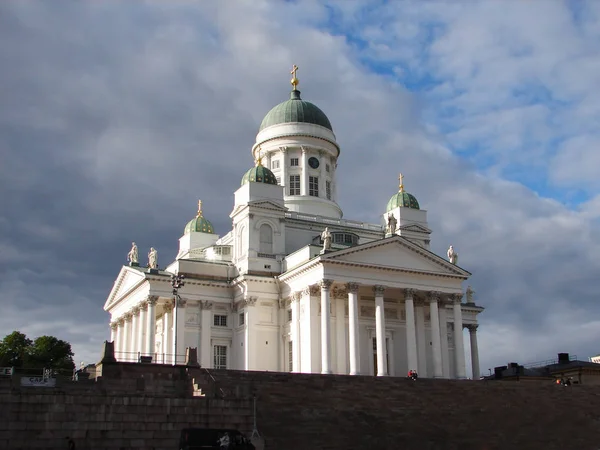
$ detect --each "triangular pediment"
[322,236,470,277]
[230,200,287,217]
[248,200,287,211]
[399,223,431,234]
[104,266,147,311]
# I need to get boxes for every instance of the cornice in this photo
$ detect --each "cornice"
[322,259,468,280]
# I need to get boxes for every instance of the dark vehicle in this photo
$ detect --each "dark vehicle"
[179,428,255,449]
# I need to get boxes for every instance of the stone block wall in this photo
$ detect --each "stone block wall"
[2,362,600,449]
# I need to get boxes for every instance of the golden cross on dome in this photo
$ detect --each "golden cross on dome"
[290,64,299,89]
[255,147,263,166]
[398,173,404,192]
[197,200,203,217]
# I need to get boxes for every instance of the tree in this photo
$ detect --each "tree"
[28,335,75,371]
[0,331,32,367]
[0,331,75,371]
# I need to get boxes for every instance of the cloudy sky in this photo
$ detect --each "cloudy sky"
[1,0,599,373]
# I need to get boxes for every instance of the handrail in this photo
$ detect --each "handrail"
[203,367,226,398]
[523,354,577,369]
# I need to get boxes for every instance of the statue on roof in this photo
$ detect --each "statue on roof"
[386,213,397,235]
[148,247,158,269]
[321,227,332,251]
[447,245,458,264]
[466,285,475,303]
[127,242,138,265]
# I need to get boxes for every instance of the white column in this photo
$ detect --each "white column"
[131,307,140,357]
[320,279,333,374]
[110,322,117,343]
[244,297,257,370]
[123,313,133,361]
[439,304,450,378]
[332,161,338,201]
[404,289,418,375]
[319,150,327,198]
[468,324,481,379]
[374,285,387,376]
[280,147,288,189]
[116,320,124,359]
[346,283,360,375]
[200,301,213,368]
[162,303,173,364]
[291,293,301,372]
[415,300,427,376]
[138,303,147,355]
[172,299,187,365]
[301,147,309,196]
[452,294,467,379]
[428,292,443,378]
[145,296,157,359]
[335,295,347,374]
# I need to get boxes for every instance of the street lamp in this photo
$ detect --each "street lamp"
[171,272,185,365]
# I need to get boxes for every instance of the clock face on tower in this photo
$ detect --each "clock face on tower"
[308,157,320,169]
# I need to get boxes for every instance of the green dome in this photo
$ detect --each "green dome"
[184,214,214,235]
[259,90,333,132]
[386,191,420,211]
[241,164,278,186]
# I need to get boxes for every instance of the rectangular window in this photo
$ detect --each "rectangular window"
[326,181,331,200]
[214,345,227,369]
[309,176,319,197]
[287,309,292,322]
[290,158,299,166]
[326,164,330,173]
[271,160,280,169]
[213,315,227,327]
[276,176,281,185]
[289,175,300,195]
[288,341,293,372]
[239,313,245,326]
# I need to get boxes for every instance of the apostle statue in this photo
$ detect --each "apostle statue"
[148,247,158,269]
[466,285,475,303]
[386,213,397,235]
[447,245,458,264]
[321,227,332,251]
[127,242,138,264]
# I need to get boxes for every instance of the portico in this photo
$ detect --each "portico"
[278,235,481,379]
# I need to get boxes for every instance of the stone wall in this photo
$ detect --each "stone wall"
[2,362,600,449]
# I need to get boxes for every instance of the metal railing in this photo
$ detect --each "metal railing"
[114,351,188,365]
[523,354,577,369]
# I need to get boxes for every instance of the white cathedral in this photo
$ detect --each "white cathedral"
[104,67,483,379]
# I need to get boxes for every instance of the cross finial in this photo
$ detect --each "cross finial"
[398,173,404,192]
[197,200,203,217]
[290,64,299,90]
[256,147,263,166]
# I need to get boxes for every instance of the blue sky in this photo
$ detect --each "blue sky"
[1,0,600,371]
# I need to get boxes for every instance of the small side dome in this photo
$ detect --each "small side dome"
[241,157,278,186]
[184,200,215,234]
[386,173,420,211]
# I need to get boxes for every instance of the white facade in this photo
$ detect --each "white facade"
[104,80,484,379]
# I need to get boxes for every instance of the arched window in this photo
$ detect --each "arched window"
[259,224,273,254]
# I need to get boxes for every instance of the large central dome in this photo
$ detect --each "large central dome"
[259,90,333,132]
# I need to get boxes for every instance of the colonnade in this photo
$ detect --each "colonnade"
[290,281,481,379]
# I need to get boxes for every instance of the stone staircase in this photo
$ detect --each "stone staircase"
[192,369,600,450]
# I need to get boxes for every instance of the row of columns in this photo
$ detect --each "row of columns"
[297,281,479,379]
[110,296,159,361]
[269,146,336,200]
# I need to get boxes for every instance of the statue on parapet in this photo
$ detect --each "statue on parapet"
[148,247,158,269]
[127,242,139,265]
[466,285,475,303]
[447,245,458,264]
[321,227,332,251]
[386,213,397,235]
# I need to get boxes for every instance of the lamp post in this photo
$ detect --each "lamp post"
[171,272,185,365]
